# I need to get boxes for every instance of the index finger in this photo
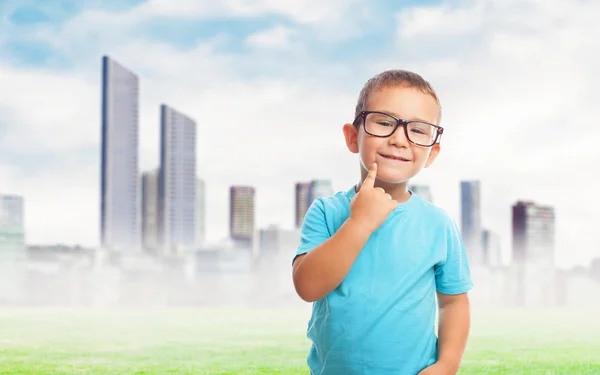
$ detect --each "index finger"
[361,162,377,190]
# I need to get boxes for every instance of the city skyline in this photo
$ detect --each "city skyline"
[1,1,599,269]
[0,53,589,268]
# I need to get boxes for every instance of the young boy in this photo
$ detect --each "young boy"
[292,70,473,375]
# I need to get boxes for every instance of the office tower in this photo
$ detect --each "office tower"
[158,104,197,254]
[482,229,502,267]
[460,180,482,264]
[230,186,255,247]
[100,55,140,252]
[591,258,600,281]
[308,179,334,203]
[295,180,334,228]
[0,194,25,305]
[0,194,25,254]
[512,200,556,307]
[409,184,433,203]
[196,178,205,245]
[512,201,555,264]
[295,182,311,228]
[141,169,159,252]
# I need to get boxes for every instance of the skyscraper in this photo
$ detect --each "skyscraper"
[295,182,311,228]
[512,200,556,307]
[409,184,433,203]
[308,179,334,203]
[141,169,159,252]
[482,229,502,267]
[0,194,25,257]
[100,55,140,252]
[460,180,482,264]
[230,186,255,247]
[512,201,555,264]
[158,104,197,254]
[295,180,334,228]
[196,178,205,245]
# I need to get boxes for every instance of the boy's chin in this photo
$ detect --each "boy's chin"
[374,166,417,184]
[374,173,412,185]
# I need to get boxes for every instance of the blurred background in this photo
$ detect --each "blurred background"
[0,0,599,374]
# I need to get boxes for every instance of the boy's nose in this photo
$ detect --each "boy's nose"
[388,125,410,147]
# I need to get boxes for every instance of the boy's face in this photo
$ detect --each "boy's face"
[343,85,441,184]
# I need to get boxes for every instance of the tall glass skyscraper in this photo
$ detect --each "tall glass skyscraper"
[460,180,482,264]
[159,104,197,253]
[100,56,140,252]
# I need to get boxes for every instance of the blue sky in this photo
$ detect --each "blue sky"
[2,0,443,70]
[1,0,599,268]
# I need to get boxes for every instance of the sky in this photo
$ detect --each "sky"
[0,0,599,269]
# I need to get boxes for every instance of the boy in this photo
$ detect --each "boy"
[292,70,473,375]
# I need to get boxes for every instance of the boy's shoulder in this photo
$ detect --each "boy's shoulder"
[409,194,461,236]
[310,187,355,212]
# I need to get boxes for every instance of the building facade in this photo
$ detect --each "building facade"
[482,229,502,267]
[308,179,334,203]
[158,104,197,254]
[196,178,205,245]
[512,200,556,307]
[0,194,25,260]
[295,182,311,228]
[230,186,255,247]
[460,180,482,264]
[141,169,159,252]
[512,201,555,264]
[409,184,433,203]
[100,55,140,252]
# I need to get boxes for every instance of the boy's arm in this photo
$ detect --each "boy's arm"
[293,162,397,302]
[292,217,372,302]
[434,292,471,374]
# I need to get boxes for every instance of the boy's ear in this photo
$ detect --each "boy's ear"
[424,143,441,168]
[343,123,359,154]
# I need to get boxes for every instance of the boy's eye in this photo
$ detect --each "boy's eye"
[409,123,432,135]
[376,121,394,127]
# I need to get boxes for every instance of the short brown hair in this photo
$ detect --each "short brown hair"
[354,69,442,124]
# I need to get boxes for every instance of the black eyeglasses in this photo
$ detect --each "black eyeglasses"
[353,111,443,147]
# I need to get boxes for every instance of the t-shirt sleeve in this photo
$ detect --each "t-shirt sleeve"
[434,218,474,295]
[293,198,331,264]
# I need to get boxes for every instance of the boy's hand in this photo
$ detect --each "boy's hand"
[349,162,398,234]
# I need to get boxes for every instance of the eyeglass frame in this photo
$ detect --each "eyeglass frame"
[352,110,444,147]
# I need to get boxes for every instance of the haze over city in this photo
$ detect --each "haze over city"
[1,0,599,280]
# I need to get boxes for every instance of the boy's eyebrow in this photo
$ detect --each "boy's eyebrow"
[375,109,430,123]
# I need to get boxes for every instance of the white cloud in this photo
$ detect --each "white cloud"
[137,0,361,26]
[397,2,486,39]
[246,25,298,49]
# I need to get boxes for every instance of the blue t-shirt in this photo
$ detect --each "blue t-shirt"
[295,186,473,375]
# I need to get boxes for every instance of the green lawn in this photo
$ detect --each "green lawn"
[0,307,598,374]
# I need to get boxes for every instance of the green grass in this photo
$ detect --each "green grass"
[0,307,599,374]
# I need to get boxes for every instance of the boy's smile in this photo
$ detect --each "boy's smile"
[378,153,412,162]
[343,85,442,194]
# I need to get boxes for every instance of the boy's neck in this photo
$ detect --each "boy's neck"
[355,178,412,203]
